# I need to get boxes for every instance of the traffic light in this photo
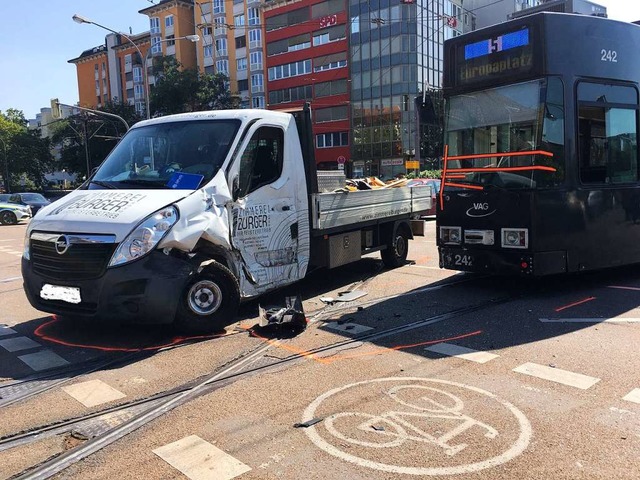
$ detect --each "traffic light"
[50,98,61,119]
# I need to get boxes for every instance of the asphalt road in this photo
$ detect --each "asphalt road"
[0,220,639,479]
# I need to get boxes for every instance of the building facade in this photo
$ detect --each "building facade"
[263,0,350,169]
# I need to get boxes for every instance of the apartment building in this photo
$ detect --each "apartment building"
[263,0,350,169]
[68,45,110,110]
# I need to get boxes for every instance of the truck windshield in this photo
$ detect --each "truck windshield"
[445,78,564,189]
[92,120,241,189]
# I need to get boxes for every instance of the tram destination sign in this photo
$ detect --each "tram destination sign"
[456,27,534,86]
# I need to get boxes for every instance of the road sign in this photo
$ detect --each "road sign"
[337,163,345,170]
[406,160,420,169]
[337,156,346,165]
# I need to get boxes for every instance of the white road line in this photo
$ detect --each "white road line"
[153,435,251,480]
[513,362,600,390]
[0,276,21,283]
[62,379,127,408]
[0,325,18,337]
[409,265,445,270]
[608,285,640,291]
[0,336,42,352]
[622,388,640,404]
[425,342,499,363]
[540,318,640,323]
[18,350,70,371]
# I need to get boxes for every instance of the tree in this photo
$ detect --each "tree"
[51,101,142,178]
[0,109,54,191]
[150,56,238,116]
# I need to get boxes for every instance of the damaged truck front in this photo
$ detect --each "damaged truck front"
[22,107,431,333]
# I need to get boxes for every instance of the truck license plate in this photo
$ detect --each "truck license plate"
[40,284,82,304]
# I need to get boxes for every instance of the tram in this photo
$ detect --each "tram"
[437,12,640,275]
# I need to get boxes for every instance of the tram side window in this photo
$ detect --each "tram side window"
[578,83,639,185]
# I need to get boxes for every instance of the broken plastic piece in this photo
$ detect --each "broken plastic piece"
[371,425,385,432]
[294,418,323,428]
[259,295,306,328]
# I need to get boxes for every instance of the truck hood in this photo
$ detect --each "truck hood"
[29,189,193,241]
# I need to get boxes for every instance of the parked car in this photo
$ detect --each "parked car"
[0,199,31,225]
[7,193,51,216]
[407,179,441,216]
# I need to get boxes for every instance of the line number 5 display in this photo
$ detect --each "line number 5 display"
[601,49,617,63]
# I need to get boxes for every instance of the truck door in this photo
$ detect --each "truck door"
[227,124,305,296]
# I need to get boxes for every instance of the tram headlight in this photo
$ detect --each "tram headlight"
[501,228,528,249]
[440,226,462,245]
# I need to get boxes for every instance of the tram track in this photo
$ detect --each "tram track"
[6,291,520,480]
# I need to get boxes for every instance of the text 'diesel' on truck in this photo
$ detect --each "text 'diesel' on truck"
[22,105,431,333]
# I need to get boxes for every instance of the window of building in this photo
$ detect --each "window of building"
[134,84,144,99]
[202,26,212,36]
[150,17,160,34]
[237,126,283,197]
[238,79,249,91]
[265,8,309,31]
[214,17,227,35]
[249,29,261,48]
[133,66,143,83]
[135,101,145,115]
[237,57,247,71]
[165,15,174,28]
[248,8,260,25]
[213,0,225,14]
[251,73,264,93]
[151,36,162,54]
[267,34,311,56]
[250,51,262,70]
[165,34,175,46]
[268,85,312,105]
[315,105,348,123]
[267,59,311,81]
[216,59,229,74]
[235,35,247,49]
[578,82,638,184]
[316,131,349,148]
[216,38,228,56]
[252,96,265,109]
[311,0,343,19]
[204,45,213,57]
[315,79,347,97]
[313,52,347,72]
[234,14,245,27]
[312,25,345,46]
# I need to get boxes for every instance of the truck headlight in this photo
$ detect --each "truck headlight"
[440,226,462,245]
[501,228,528,249]
[108,206,178,267]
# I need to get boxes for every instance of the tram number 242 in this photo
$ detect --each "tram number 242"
[449,254,474,267]
[601,49,618,63]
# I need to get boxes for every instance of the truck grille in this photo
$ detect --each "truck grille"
[30,233,117,281]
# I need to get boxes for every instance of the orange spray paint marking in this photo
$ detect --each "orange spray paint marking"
[554,297,596,313]
[34,317,225,352]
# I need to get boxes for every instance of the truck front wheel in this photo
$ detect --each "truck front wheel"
[176,262,240,334]
[381,227,409,268]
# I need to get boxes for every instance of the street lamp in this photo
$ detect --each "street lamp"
[73,13,151,119]
[145,35,199,110]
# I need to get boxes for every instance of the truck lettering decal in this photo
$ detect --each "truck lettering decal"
[47,192,148,219]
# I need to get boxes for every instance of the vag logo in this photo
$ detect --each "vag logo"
[466,202,497,218]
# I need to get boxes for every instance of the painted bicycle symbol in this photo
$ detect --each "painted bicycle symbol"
[324,385,498,456]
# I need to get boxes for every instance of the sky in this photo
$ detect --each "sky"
[0,0,638,121]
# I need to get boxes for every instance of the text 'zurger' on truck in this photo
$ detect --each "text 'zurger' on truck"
[22,105,432,333]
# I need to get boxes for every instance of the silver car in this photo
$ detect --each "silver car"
[0,200,31,225]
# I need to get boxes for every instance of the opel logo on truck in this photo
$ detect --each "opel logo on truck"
[55,235,71,255]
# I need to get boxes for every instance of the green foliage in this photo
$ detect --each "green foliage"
[405,169,442,179]
[150,56,238,116]
[0,109,54,191]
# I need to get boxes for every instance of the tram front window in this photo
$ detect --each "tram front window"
[446,78,564,189]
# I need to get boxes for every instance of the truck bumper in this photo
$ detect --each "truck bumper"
[22,250,194,324]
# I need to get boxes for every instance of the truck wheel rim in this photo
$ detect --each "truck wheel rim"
[187,280,223,316]
[396,235,407,257]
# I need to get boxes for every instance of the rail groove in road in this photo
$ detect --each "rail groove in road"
[8,295,517,480]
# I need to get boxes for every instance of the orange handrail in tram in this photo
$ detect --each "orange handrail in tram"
[439,147,556,211]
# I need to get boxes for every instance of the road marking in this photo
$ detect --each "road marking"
[554,297,596,312]
[513,362,600,390]
[302,377,532,475]
[608,285,640,291]
[62,379,127,408]
[622,388,640,404]
[425,343,499,364]
[153,435,251,480]
[540,318,640,323]
[18,349,70,371]
[0,325,17,337]
[323,321,373,335]
[0,276,22,283]
[0,336,42,352]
